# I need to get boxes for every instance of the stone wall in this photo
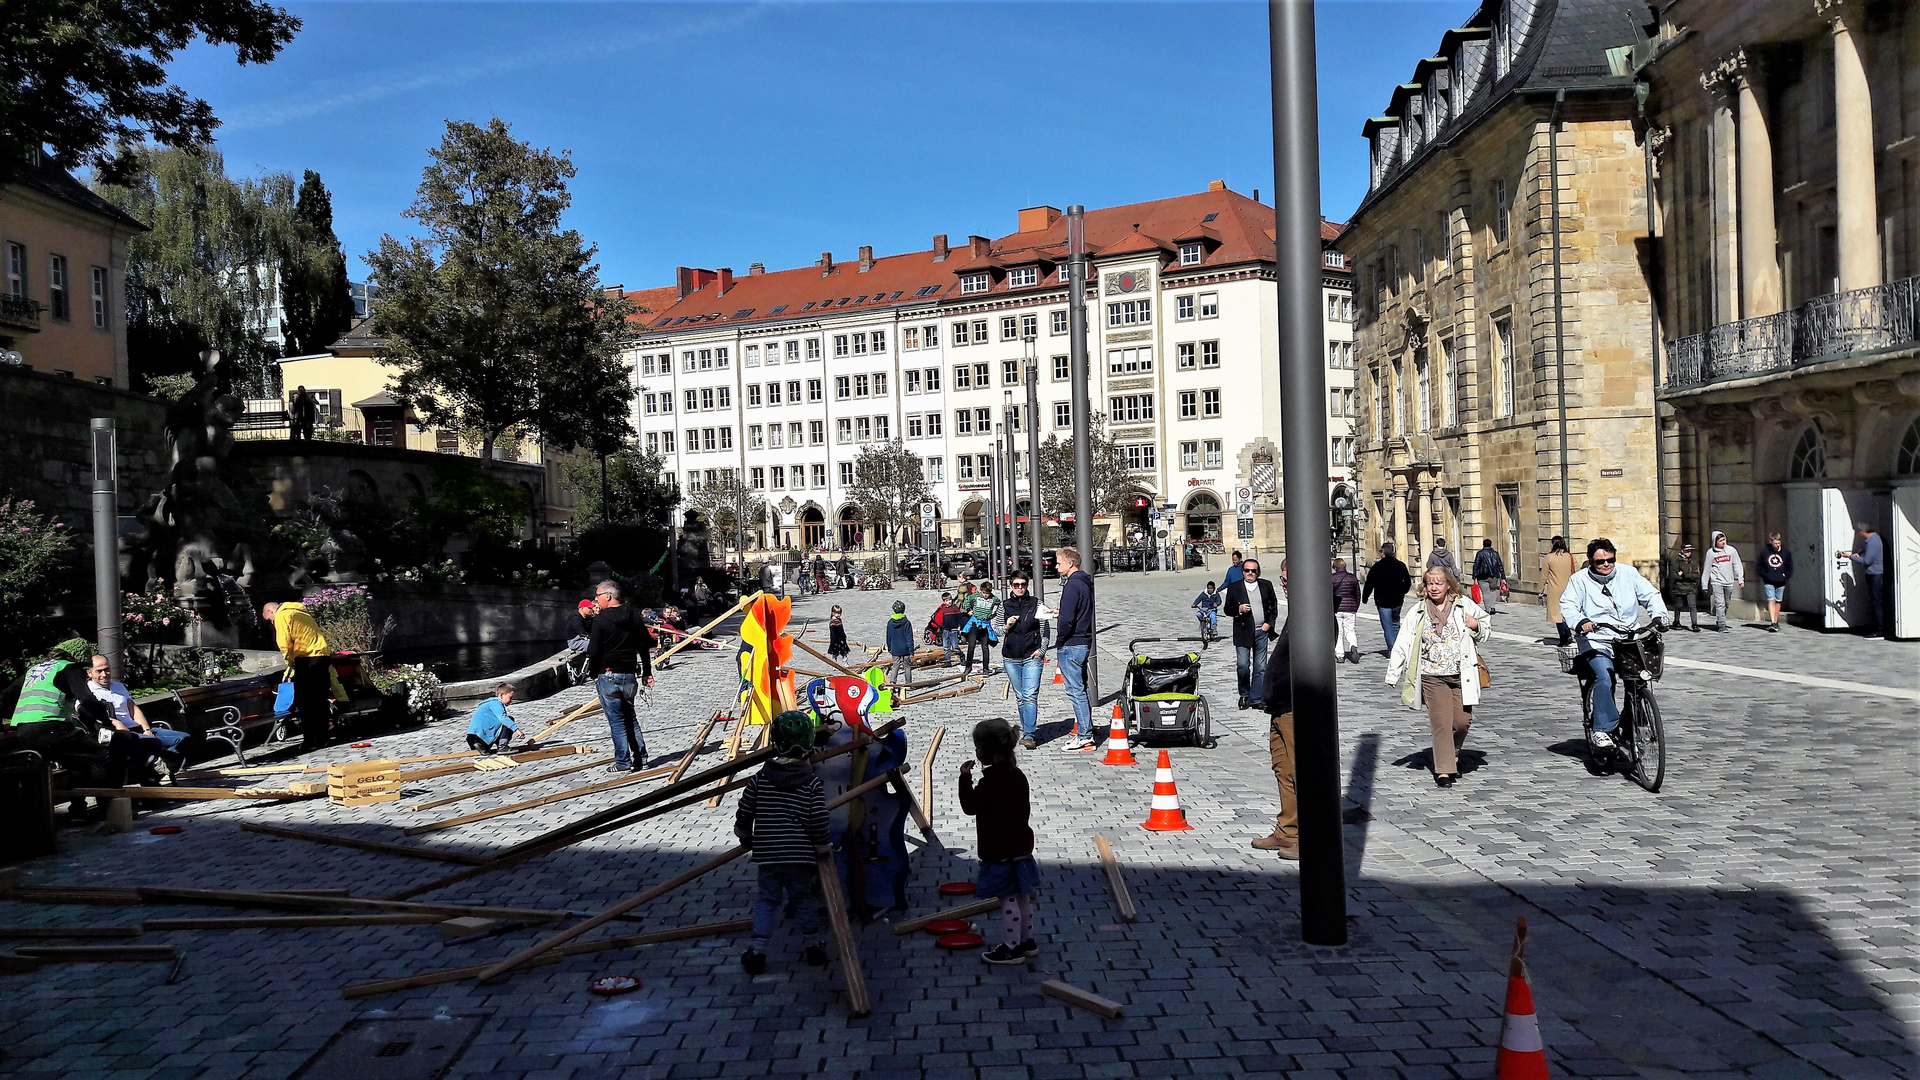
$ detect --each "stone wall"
[0,365,169,525]
[229,440,547,533]
[370,582,579,648]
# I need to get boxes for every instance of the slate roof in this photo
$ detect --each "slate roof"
[5,156,147,232]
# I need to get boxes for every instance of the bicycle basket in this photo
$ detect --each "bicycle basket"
[1556,644,1580,674]
[1614,634,1666,681]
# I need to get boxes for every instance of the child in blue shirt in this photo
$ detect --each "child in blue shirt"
[1192,582,1222,630]
[465,683,518,752]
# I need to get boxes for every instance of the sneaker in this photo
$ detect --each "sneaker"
[1015,939,1038,957]
[981,943,1027,966]
[1589,730,1615,752]
[1060,736,1088,752]
[608,762,632,773]
[1076,740,1099,754]
[1021,737,1037,750]
[741,948,767,975]
[803,943,829,967]
[1347,648,1362,664]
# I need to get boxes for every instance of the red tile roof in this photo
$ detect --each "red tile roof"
[612,285,682,324]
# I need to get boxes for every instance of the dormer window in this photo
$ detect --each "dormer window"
[960,273,990,295]
[1007,266,1038,288]
[1179,243,1203,266]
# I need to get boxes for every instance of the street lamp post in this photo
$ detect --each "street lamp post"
[1024,339,1045,603]
[1067,205,1098,704]
[1004,389,1020,578]
[1269,0,1348,946]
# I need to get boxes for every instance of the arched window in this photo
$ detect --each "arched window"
[1897,417,1920,475]
[1790,426,1826,480]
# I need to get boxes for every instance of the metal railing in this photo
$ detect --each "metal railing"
[0,293,42,332]
[1665,275,1919,390]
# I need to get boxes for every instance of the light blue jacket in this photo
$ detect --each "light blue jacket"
[466,697,517,745]
[1559,563,1670,657]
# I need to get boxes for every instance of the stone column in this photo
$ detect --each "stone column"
[1701,63,1743,325]
[1827,1,1882,290]
[1417,485,1435,562]
[1733,54,1783,317]
[1393,482,1410,558]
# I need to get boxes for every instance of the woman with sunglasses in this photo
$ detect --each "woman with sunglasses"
[1558,538,1671,755]
[1000,575,1047,749]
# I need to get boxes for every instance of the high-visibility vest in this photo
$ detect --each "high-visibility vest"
[9,659,76,726]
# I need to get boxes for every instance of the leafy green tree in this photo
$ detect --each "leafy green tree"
[279,170,357,356]
[684,476,766,554]
[848,439,929,577]
[365,118,636,460]
[560,445,677,528]
[0,0,300,184]
[1036,411,1145,543]
[0,496,73,683]
[92,145,295,391]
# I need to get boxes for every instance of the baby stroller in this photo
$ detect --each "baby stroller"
[1121,638,1213,747]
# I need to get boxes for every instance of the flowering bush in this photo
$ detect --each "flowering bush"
[303,585,395,654]
[383,559,465,585]
[366,663,444,719]
[122,588,200,644]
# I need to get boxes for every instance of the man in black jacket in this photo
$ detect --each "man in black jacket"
[1361,542,1413,653]
[1255,560,1297,858]
[1222,556,1280,710]
[588,580,655,771]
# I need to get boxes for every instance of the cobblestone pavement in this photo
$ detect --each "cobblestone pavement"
[1,570,1914,1080]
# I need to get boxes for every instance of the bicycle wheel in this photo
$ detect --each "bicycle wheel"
[1625,683,1666,792]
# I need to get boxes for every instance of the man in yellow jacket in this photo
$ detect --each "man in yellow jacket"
[262,601,332,749]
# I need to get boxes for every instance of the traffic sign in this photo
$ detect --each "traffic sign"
[1237,500,1253,518]
[1235,485,1253,503]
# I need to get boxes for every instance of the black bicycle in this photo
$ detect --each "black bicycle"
[1565,620,1667,792]
[1192,607,1220,649]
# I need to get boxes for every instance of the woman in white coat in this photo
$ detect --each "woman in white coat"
[1385,566,1492,788]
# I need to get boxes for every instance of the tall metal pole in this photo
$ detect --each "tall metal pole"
[89,418,124,678]
[1025,354,1046,603]
[1269,0,1348,946]
[1004,390,1020,576]
[994,426,1008,581]
[1067,205,1098,704]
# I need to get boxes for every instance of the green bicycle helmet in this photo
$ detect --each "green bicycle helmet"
[770,710,816,759]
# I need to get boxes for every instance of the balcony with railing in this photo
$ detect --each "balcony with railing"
[1664,276,1919,392]
[0,293,43,334]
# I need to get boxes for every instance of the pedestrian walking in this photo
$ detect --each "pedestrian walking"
[1426,537,1460,577]
[1843,523,1885,637]
[1701,531,1745,632]
[1758,534,1793,632]
[1222,550,1246,590]
[812,554,828,593]
[884,600,916,688]
[735,710,832,976]
[262,600,333,750]
[1000,573,1047,748]
[1542,536,1577,645]
[960,580,1001,676]
[588,580,655,771]
[1472,539,1505,613]
[288,385,317,441]
[1253,561,1298,859]
[1664,542,1702,632]
[1224,557,1280,710]
[1331,558,1361,663]
[465,684,519,753]
[958,718,1040,965]
[1384,566,1492,788]
[1362,542,1413,652]
[827,605,850,662]
[1052,547,1096,749]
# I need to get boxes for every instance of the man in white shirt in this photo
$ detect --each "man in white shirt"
[85,654,188,783]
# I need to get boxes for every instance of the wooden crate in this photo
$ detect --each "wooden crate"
[328,760,402,806]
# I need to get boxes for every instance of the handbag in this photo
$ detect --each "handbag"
[1476,655,1492,689]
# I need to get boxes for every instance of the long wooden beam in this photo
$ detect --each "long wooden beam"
[814,850,871,1017]
[405,759,604,813]
[654,593,754,666]
[134,887,572,923]
[395,744,591,783]
[0,926,142,939]
[668,715,724,784]
[919,727,945,832]
[237,823,489,866]
[1095,834,1138,923]
[888,896,1000,935]
[531,699,603,743]
[68,786,316,801]
[402,762,677,837]
[144,914,443,930]
[789,636,859,677]
[341,918,752,999]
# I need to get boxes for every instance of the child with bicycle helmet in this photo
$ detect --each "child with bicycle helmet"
[735,710,832,976]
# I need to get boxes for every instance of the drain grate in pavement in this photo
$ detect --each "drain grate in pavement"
[294,1016,482,1080]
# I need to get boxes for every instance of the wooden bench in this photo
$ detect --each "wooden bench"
[163,656,397,765]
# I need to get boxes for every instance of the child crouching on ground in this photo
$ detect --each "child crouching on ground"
[958,717,1039,965]
[735,710,832,975]
[465,683,518,753]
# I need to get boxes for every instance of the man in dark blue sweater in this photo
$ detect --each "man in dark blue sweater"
[1052,546,1097,750]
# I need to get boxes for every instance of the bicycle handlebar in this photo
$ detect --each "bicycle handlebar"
[1128,637,1161,652]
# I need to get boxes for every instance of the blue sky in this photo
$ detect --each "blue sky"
[173,1,1471,290]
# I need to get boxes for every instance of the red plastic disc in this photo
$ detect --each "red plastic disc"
[148,826,182,835]
[588,975,640,995]
[937,881,977,896]
[924,919,973,935]
[935,931,985,950]
[349,742,373,748]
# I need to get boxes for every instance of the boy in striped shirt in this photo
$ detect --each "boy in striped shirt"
[735,710,833,975]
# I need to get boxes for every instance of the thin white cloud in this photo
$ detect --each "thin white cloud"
[223,4,774,131]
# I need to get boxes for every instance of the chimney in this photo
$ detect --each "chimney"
[1208,179,1228,192]
[1253,188,1260,203]
[1017,206,1061,233]
[675,266,694,300]
[748,262,765,276]
[968,235,991,257]
[818,251,833,277]
[932,234,949,262]
[716,267,733,295]
[858,245,874,272]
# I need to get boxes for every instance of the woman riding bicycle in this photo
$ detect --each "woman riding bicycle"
[1558,538,1670,754]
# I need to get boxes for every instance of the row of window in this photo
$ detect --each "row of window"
[1327,341,1356,368]
[834,416,892,443]
[748,421,825,448]
[1326,295,1356,322]
[1363,177,1514,314]
[832,331,886,357]
[1176,440,1227,471]
[4,243,109,329]
[748,379,824,407]
[1372,316,1519,439]
[682,386,732,412]
[833,372,888,399]
[750,464,830,491]
[741,340,818,367]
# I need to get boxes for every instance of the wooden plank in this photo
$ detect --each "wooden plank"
[238,823,490,866]
[1041,978,1125,1018]
[790,636,859,677]
[395,744,591,783]
[705,722,746,808]
[341,918,752,999]
[530,699,603,744]
[888,771,931,837]
[889,896,999,935]
[0,926,141,939]
[668,714,724,785]
[402,762,676,836]
[894,683,984,707]
[406,759,603,813]
[68,786,314,801]
[815,851,871,1018]
[1,886,142,905]
[1095,834,1138,923]
[133,887,572,923]
[919,727,945,832]
[654,593,753,665]
[176,750,480,781]
[476,771,901,984]
[144,914,442,930]
[13,945,180,962]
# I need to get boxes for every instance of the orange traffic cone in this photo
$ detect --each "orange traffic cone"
[1496,918,1550,1080]
[1052,662,1064,685]
[1101,703,1136,765]
[1139,750,1192,831]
